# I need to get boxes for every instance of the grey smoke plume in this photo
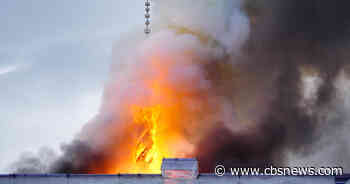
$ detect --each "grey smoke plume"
[10,0,350,173]
[9,147,56,173]
[197,0,350,172]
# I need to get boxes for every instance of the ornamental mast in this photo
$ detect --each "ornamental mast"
[144,0,151,35]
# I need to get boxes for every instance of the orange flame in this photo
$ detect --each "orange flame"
[132,105,163,172]
[100,53,214,174]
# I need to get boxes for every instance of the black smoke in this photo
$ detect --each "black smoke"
[196,0,350,172]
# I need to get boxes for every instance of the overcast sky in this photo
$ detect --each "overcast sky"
[0,0,143,172]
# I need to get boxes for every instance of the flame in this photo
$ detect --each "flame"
[101,53,212,174]
[132,105,162,171]
[103,55,200,174]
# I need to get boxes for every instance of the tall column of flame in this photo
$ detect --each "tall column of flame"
[133,105,162,170]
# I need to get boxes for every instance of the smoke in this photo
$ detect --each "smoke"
[11,0,350,173]
[9,147,56,173]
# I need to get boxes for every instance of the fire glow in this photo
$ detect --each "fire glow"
[128,103,188,174]
[103,53,212,174]
[132,105,162,172]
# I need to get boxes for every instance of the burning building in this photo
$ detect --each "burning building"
[9,0,350,176]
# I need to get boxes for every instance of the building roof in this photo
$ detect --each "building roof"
[0,174,338,184]
[161,158,199,179]
[161,158,198,171]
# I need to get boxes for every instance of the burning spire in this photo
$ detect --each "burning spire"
[10,0,350,175]
[133,105,161,167]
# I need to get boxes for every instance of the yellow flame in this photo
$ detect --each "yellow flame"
[104,54,199,174]
[132,105,163,173]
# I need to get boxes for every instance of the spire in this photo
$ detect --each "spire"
[144,0,151,35]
